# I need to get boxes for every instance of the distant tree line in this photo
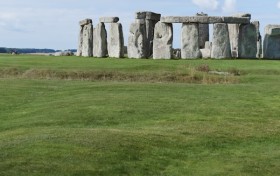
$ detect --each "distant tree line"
[0,47,76,54]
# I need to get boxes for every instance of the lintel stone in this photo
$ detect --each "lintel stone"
[99,17,119,23]
[136,11,161,21]
[265,25,280,36]
[79,19,92,26]
[160,16,250,24]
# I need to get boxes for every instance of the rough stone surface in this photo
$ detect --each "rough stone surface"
[108,23,124,58]
[153,22,173,59]
[211,23,231,59]
[93,23,108,57]
[135,11,161,57]
[79,19,92,26]
[228,23,240,56]
[136,11,161,21]
[228,13,252,57]
[172,49,181,59]
[181,23,201,59]
[265,25,280,35]
[263,25,280,59]
[204,41,212,50]
[201,41,211,58]
[128,22,147,58]
[196,13,209,48]
[252,21,262,58]
[145,19,159,57]
[234,13,251,19]
[99,17,119,23]
[77,26,83,56]
[200,49,211,58]
[81,23,93,57]
[238,23,258,59]
[160,16,250,24]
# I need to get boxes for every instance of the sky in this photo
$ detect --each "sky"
[0,0,280,50]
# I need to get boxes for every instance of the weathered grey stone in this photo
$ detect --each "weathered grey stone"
[135,11,161,57]
[211,23,231,59]
[228,13,252,57]
[265,25,280,35]
[263,25,280,59]
[160,16,250,24]
[99,17,119,23]
[196,13,209,48]
[234,13,251,19]
[79,19,92,26]
[77,26,83,56]
[204,41,212,50]
[127,22,147,58]
[136,11,161,21]
[81,23,93,57]
[228,23,240,56]
[201,41,212,58]
[153,22,173,59]
[238,23,258,59]
[145,19,159,57]
[172,49,181,59]
[93,23,108,57]
[108,23,124,58]
[181,23,201,59]
[200,49,211,58]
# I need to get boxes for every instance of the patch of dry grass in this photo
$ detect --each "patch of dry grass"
[0,66,239,84]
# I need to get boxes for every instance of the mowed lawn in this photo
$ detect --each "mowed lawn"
[0,55,280,175]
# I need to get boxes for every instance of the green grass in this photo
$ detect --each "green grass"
[0,54,280,175]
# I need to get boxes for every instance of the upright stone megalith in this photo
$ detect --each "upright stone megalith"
[153,22,173,59]
[238,23,258,59]
[252,21,262,58]
[228,13,251,57]
[136,11,161,57]
[93,22,108,57]
[128,20,147,58]
[108,23,124,58]
[196,12,209,49]
[211,23,231,59]
[181,23,201,59]
[77,19,93,57]
[263,25,280,59]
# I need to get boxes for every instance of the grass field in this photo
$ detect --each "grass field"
[0,54,280,175]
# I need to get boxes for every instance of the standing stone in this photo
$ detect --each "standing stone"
[252,21,262,58]
[77,19,93,57]
[196,12,209,49]
[108,23,124,58]
[82,23,93,57]
[228,13,251,57]
[211,23,231,59]
[153,22,173,59]
[93,22,108,57]
[200,41,212,58]
[263,25,280,59]
[77,26,83,56]
[128,20,147,58]
[136,11,161,57]
[238,23,258,59]
[181,23,201,59]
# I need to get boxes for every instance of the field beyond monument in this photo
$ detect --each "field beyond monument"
[0,54,279,175]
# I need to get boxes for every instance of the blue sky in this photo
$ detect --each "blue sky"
[0,0,279,50]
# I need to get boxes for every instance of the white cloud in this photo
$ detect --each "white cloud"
[222,0,236,13]
[192,0,219,10]
[277,1,280,9]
